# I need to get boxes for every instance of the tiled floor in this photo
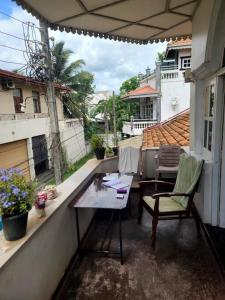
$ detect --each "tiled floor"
[55,195,225,300]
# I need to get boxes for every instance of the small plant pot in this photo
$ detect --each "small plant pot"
[2,212,28,241]
[94,148,105,160]
[112,147,118,156]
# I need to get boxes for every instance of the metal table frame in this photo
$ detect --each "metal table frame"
[75,207,124,264]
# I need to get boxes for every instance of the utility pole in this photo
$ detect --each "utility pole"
[39,20,63,184]
[104,101,109,146]
[112,91,118,146]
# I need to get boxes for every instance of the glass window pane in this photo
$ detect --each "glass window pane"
[204,120,208,148]
[13,88,22,97]
[209,85,215,117]
[208,121,213,151]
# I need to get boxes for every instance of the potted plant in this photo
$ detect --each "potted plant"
[105,147,114,158]
[90,134,105,160]
[35,192,47,218]
[112,136,119,156]
[0,168,36,241]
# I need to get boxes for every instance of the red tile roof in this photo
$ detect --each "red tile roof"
[142,110,190,148]
[0,69,70,91]
[168,38,192,48]
[122,85,158,99]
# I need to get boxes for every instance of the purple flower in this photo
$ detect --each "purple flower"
[11,186,20,195]
[0,192,7,201]
[3,201,14,208]
[21,191,28,199]
[0,169,6,176]
[1,175,9,182]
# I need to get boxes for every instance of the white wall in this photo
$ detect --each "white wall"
[161,72,190,121]
[190,0,225,226]
[59,119,87,165]
[140,74,156,89]
[192,0,215,73]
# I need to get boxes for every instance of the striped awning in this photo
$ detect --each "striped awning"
[14,0,200,44]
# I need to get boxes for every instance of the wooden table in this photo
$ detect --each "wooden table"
[69,173,133,265]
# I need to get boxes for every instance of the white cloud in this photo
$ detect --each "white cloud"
[0,4,166,92]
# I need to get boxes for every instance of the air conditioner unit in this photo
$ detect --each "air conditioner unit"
[1,78,15,90]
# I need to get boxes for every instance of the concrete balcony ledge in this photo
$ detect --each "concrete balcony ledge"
[0,157,117,300]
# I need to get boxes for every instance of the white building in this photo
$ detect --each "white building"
[122,39,191,136]
[0,69,86,180]
[88,90,112,123]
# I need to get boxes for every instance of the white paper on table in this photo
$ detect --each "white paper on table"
[111,182,129,190]
[103,179,122,187]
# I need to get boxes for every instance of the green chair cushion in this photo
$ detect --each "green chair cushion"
[172,154,203,208]
[143,196,185,212]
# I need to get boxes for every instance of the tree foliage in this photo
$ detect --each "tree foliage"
[53,41,95,138]
[157,51,166,62]
[119,76,140,95]
[91,76,140,133]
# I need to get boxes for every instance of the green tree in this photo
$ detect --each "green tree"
[157,51,166,62]
[53,41,85,85]
[53,41,95,138]
[119,76,140,95]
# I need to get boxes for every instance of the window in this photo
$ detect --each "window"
[181,57,191,69]
[203,84,215,152]
[13,88,23,113]
[143,97,154,119]
[32,91,41,113]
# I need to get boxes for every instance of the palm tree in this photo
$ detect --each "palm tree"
[52,41,85,85]
[157,51,166,62]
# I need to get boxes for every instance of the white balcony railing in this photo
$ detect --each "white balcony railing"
[122,119,157,136]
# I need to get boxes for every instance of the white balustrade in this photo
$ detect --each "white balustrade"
[122,119,157,135]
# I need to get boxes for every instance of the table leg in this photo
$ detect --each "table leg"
[75,208,81,258]
[119,210,123,265]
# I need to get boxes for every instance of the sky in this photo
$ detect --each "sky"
[0,0,166,93]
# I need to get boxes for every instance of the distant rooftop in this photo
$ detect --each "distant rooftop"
[167,38,192,48]
[122,85,158,100]
[142,110,190,148]
[0,69,69,91]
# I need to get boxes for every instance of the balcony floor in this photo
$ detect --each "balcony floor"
[55,194,225,300]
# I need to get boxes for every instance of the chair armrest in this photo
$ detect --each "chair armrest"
[152,192,191,199]
[139,180,175,187]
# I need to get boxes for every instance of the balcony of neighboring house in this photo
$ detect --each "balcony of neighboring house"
[122,86,159,136]
[123,118,158,136]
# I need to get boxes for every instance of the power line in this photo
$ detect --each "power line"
[0,43,27,53]
[0,59,26,65]
[0,10,40,29]
[0,30,41,43]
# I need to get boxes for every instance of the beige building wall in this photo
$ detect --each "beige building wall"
[0,81,64,120]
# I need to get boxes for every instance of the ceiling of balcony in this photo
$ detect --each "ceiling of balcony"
[15,0,200,44]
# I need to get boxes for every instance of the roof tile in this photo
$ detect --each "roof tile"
[142,110,190,148]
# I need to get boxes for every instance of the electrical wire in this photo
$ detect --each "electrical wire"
[0,43,27,53]
[0,30,39,44]
[0,59,26,65]
[0,10,41,29]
